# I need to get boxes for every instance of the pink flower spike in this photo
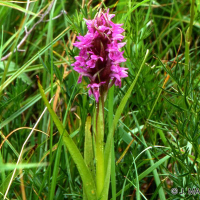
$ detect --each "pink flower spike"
[72,9,128,102]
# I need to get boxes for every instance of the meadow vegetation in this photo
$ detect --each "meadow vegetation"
[0,0,200,199]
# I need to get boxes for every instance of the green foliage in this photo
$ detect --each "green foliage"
[0,0,200,199]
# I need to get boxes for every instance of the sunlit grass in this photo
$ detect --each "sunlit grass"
[0,0,200,199]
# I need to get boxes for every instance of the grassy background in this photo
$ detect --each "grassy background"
[0,0,200,199]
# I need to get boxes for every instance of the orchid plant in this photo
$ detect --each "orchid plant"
[38,8,148,200]
[72,9,127,198]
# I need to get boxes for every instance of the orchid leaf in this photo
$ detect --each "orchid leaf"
[102,49,149,199]
[37,80,97,200]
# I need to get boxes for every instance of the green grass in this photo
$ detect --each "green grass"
[0,0,200,199]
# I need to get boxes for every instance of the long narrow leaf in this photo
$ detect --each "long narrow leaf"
[113,155,170,199]
[0,1,36,16]
[37,80,97,200]
[102,49,149,199]
[83,116,95,200]
[0,26,70,92]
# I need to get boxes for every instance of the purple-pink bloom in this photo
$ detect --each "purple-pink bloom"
[87,82,106,102]
[72,9,128,102]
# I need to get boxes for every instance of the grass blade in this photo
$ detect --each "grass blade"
[102,49,149,199]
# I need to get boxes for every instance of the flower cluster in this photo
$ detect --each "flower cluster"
[72,9,128,102]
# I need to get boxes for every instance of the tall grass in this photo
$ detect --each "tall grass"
[0,0,200,199]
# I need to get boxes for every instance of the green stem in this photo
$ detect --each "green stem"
[185,0,195,75]
[185,30,190,76]
[96,97,105,198]
[188,0,195,39]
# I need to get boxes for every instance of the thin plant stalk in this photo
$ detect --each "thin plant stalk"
[185,0,195,76]
[3,97,54,200]
[95,96,105,198]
